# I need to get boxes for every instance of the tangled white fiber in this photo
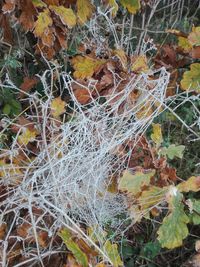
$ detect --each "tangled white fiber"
[0,67,169,266]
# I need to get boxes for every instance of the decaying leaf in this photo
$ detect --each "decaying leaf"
[120,0,141,14]
[59,228,88,267]
[188,26,200,46]
[151,123,163,147]
[178,36,193,53]
[157,189,189,249]
[2,0,15,13]
[103,240,123,267]
[50,97,66,118]
[119,169,156,195]
[180,63,200,92]
[18,127,38,146]
[76,0,94,25]
[114,48,128,70]
[177,176,200,193]
[71,56,106,79]
[159,144,185,160]
[131,55,149,73]
[34,8,53,39]
[49,5,76,28]
[0,223,7,240]
[20,76,39,97]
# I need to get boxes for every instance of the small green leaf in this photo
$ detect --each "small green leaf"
[157,190,189,249]
[2,104,11,115]
[159,144,185,159]
[59,228,88,267]
[119,169,156,195]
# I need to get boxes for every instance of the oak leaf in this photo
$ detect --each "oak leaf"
[157,190,189,249]
[180,63,200,91]
[50,97,66,118]
[76,0,94,25]
[49,5,76,28]
[159,144,185,160]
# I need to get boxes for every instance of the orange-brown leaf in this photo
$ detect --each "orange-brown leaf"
[2,0,15,13]
[20,76,39,97]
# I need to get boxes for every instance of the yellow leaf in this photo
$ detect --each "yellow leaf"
[50,97,66,118]
[177,176,200,193]
[49,5,76,28]
[151,123,163,147]
[120,0,140,14]
[32,0,47,8]
[34,9,52,38]
[119,169,156,195]
[18,128,37,146]
[104,241,123,267]
[76,0,94,25]
[178,36,192,52]
[114,48,127,70]
[95,263,107,267]
[71,56,106,79]
[131,55,149,73]
[107,0,118,17]
[188,26,200,46]
[180,63,200,91]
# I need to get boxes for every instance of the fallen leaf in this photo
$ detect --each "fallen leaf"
[19,0,37,32]
[18,127,37,146]
[50,97,66,118]
[59,228,88,267]
[71,56,106,79]
[2,0,15,13]
[34,9,53,39]
[0,223,7,240]
[20,76,39,97]
[49,5,76,28]
[76,0,94,25]
[114,48,127,70]
[120,0,141,14]
[188,26,200,46]
[119,169,156,195]
[103,240,123,267]
[106,0,118,17]
[178,36,193,53]
[177,176,200,193]
[32,0,47,8]
[151,123,163,147]
[131,55,149,73]
[180,63,200,91]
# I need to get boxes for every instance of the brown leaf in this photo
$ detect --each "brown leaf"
[0,223,7,240]
[19,0,37,32]
[0,14,13,44]
[20,76,39,97]
[2,0,15,13]
[191,46,200,59]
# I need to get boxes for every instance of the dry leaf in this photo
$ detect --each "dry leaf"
[50,97,66,118]
[49,5,76,28]
[76,0,94,25]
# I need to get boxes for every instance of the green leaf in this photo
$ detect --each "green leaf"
[157,190,189,249]
[141,241,161,260]
[2,104,11,115]
[159,144,185,160]
[119,169,156,195]
[59,228,88,267]
[120,0,140,14]
[187,199,200,225]
[104,240,123,267]
[180,63,200,92]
